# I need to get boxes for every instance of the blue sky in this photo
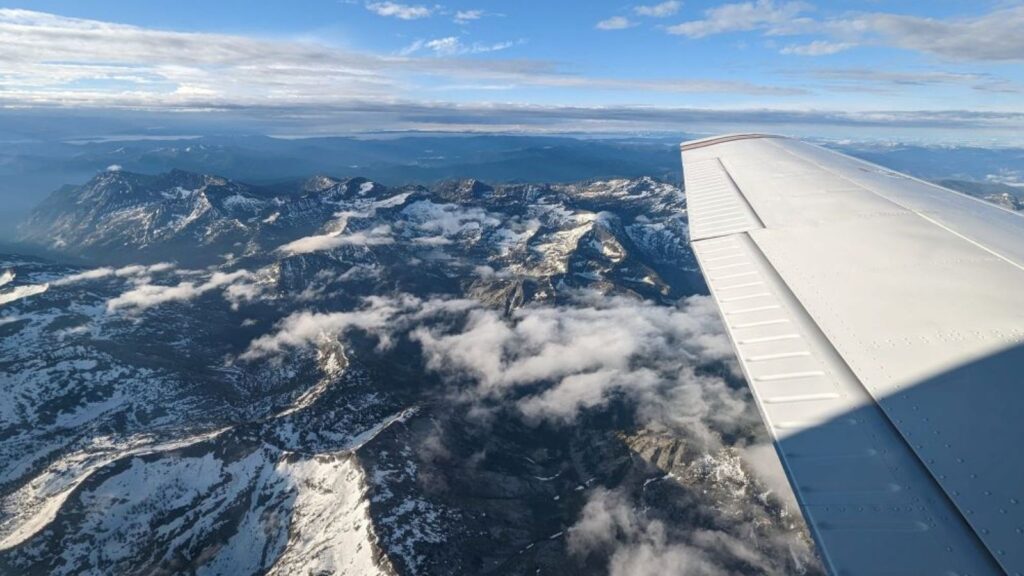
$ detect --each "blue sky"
[2,1,1024,140]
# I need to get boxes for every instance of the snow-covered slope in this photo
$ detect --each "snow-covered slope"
[2,170,821,575]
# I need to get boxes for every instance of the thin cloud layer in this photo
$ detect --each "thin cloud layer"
[365,2,434,20]
[106,270,254,313]
[667,0,811,38]
[0,8,795,111]
[278,225,395,256]
[634,1,682,18]
[596,17,635,31]
[53,263,176,286]
[844,6,1024,62]
[780,40,852,56]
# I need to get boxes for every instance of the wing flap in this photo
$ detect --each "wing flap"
[685,135,1010,575]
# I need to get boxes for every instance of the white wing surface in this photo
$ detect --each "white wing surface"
[683,134,1024,575]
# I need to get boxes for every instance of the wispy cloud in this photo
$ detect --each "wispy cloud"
[53,262,176,286]
[0,9,794,111]
[106,270,254,313]
[277,225,394,255]
[780,40,852,56]
[634,1,682,18]
[801,68,1024,94]
[401,36,519,56]
[667,0,811,38]
[365,1,434,20]
[667,3,1024,63]
[453,9,484,24]
[833,5,1024,62]
[596,16,635,30]
[0,282,48,306]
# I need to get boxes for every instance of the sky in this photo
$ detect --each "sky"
[2,1,1024,141]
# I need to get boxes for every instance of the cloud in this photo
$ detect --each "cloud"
[411,293,743,429]
[106,270,253,313]
[667,0,812,38]
[240,289,745,435]
[780,40,852,56]
[401,201,501,239]
[0,9,800,112]
[596,16,635,30]
[365,2,433,20]
[454,10,484,24]
[834,5,1024,62]
[666,3,1024,62]
[0,270,14,288]
[402,37,518,57]
[800,68,1024,94]
[0,283,49,306]
[567,488,789,576]
[241,294,477,360]
[53,263,176,286]
[277,225,394,255]
[634,1,681,18]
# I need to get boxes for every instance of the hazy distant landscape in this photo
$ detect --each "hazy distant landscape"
[3,132,1022,237]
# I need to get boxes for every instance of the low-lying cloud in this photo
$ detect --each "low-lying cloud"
[568,486,814,576]
[106,270,255,313]
[278,225,395,256]
[53,262,176,286]
[241,289,748,440]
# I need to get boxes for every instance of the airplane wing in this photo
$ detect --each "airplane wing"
[682,134,1024,575]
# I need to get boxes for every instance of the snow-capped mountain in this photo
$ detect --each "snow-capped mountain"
[1,169,822,575]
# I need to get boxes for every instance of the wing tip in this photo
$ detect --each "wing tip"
[680,133,785,152]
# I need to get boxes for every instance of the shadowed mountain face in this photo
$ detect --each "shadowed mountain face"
[0,169,823,575]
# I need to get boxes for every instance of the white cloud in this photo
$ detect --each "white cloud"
[596,16,635,30]
[665,3,1024,62]
[401,200,501,239]
[106,164,123,172]
[568,485,816,576]
[836,5,1024,62]
[569,489,733,576]
[53,263,176,286]
[365,1,433,20]
[403,36,518,56]
[241,295,476,360]
[454,9,484,24]
[0,283,48,306]
[634,1,681,18]
[780,40,852,56]
[0,9,803,110]
[0,270,14,288]
[106,270,252,313]
[411,293,743,429]
[277,225,394,255]
[667,0,811,38]
[240,290,745,434]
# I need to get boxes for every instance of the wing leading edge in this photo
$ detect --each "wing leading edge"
[683,134,1024,575]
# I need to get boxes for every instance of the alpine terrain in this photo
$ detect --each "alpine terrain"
[0,167,824,575]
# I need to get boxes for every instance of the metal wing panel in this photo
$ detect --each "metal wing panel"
[683,156,763,241]
[693,235,1000,576]
[683,134,1020,575]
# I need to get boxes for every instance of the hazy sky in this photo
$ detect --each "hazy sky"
[2,1,1024,139]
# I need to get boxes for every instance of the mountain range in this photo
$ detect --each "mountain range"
[0,168,823,575]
